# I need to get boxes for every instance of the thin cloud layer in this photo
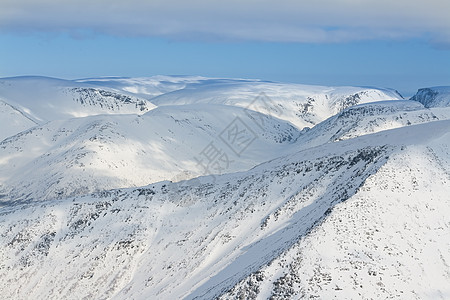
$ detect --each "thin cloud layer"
[1,0,449,44]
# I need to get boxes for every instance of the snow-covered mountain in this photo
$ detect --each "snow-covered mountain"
[0,76,156,124]
[0,76,402,204]
[0,120,449,299]
[410,86,450,108]
[148,78,403,129]
[292,100,446,151]
[0,104,298,203]
[0,77,449,300]
[75,75,210,99]
[221,124,450,299]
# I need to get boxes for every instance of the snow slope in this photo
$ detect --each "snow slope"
[75,75,210,99]
[0,76,403,204]
[0,76,449,300]
[0,76,156,124]
[222,130,450,300]
[292,100,447,151]
[0,99,37,141]
[0,104,299,203]
[0,119,449,300]
[149,79,403,129]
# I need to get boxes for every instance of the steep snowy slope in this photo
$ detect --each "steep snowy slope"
[0,104,299,203]
[410,86,450,108]
[0,119,448,300]
[0,76,156,123]
[149,79,403,129]
[292,100,447,151]
[0,99,37,141]
[222,130,450,300]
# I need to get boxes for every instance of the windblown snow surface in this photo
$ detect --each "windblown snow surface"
[0,76,449,300]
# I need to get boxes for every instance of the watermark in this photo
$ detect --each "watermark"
[244,92,283,130]
[194,141,234,174]
[158,92,282,202]
[192,92,281,178]
[219,117,257,157]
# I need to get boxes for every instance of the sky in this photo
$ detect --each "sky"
[1,0,450,96]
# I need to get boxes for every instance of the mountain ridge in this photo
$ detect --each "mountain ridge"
[0,76,449,299]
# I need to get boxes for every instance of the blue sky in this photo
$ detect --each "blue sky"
[1,0,450,96]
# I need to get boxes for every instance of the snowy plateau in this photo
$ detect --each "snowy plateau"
[0,76,449,299]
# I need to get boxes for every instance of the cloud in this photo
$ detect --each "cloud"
[1,0,450,44]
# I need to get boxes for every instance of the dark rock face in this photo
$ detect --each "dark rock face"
[70,88,150,112]
[410,88,439,108]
